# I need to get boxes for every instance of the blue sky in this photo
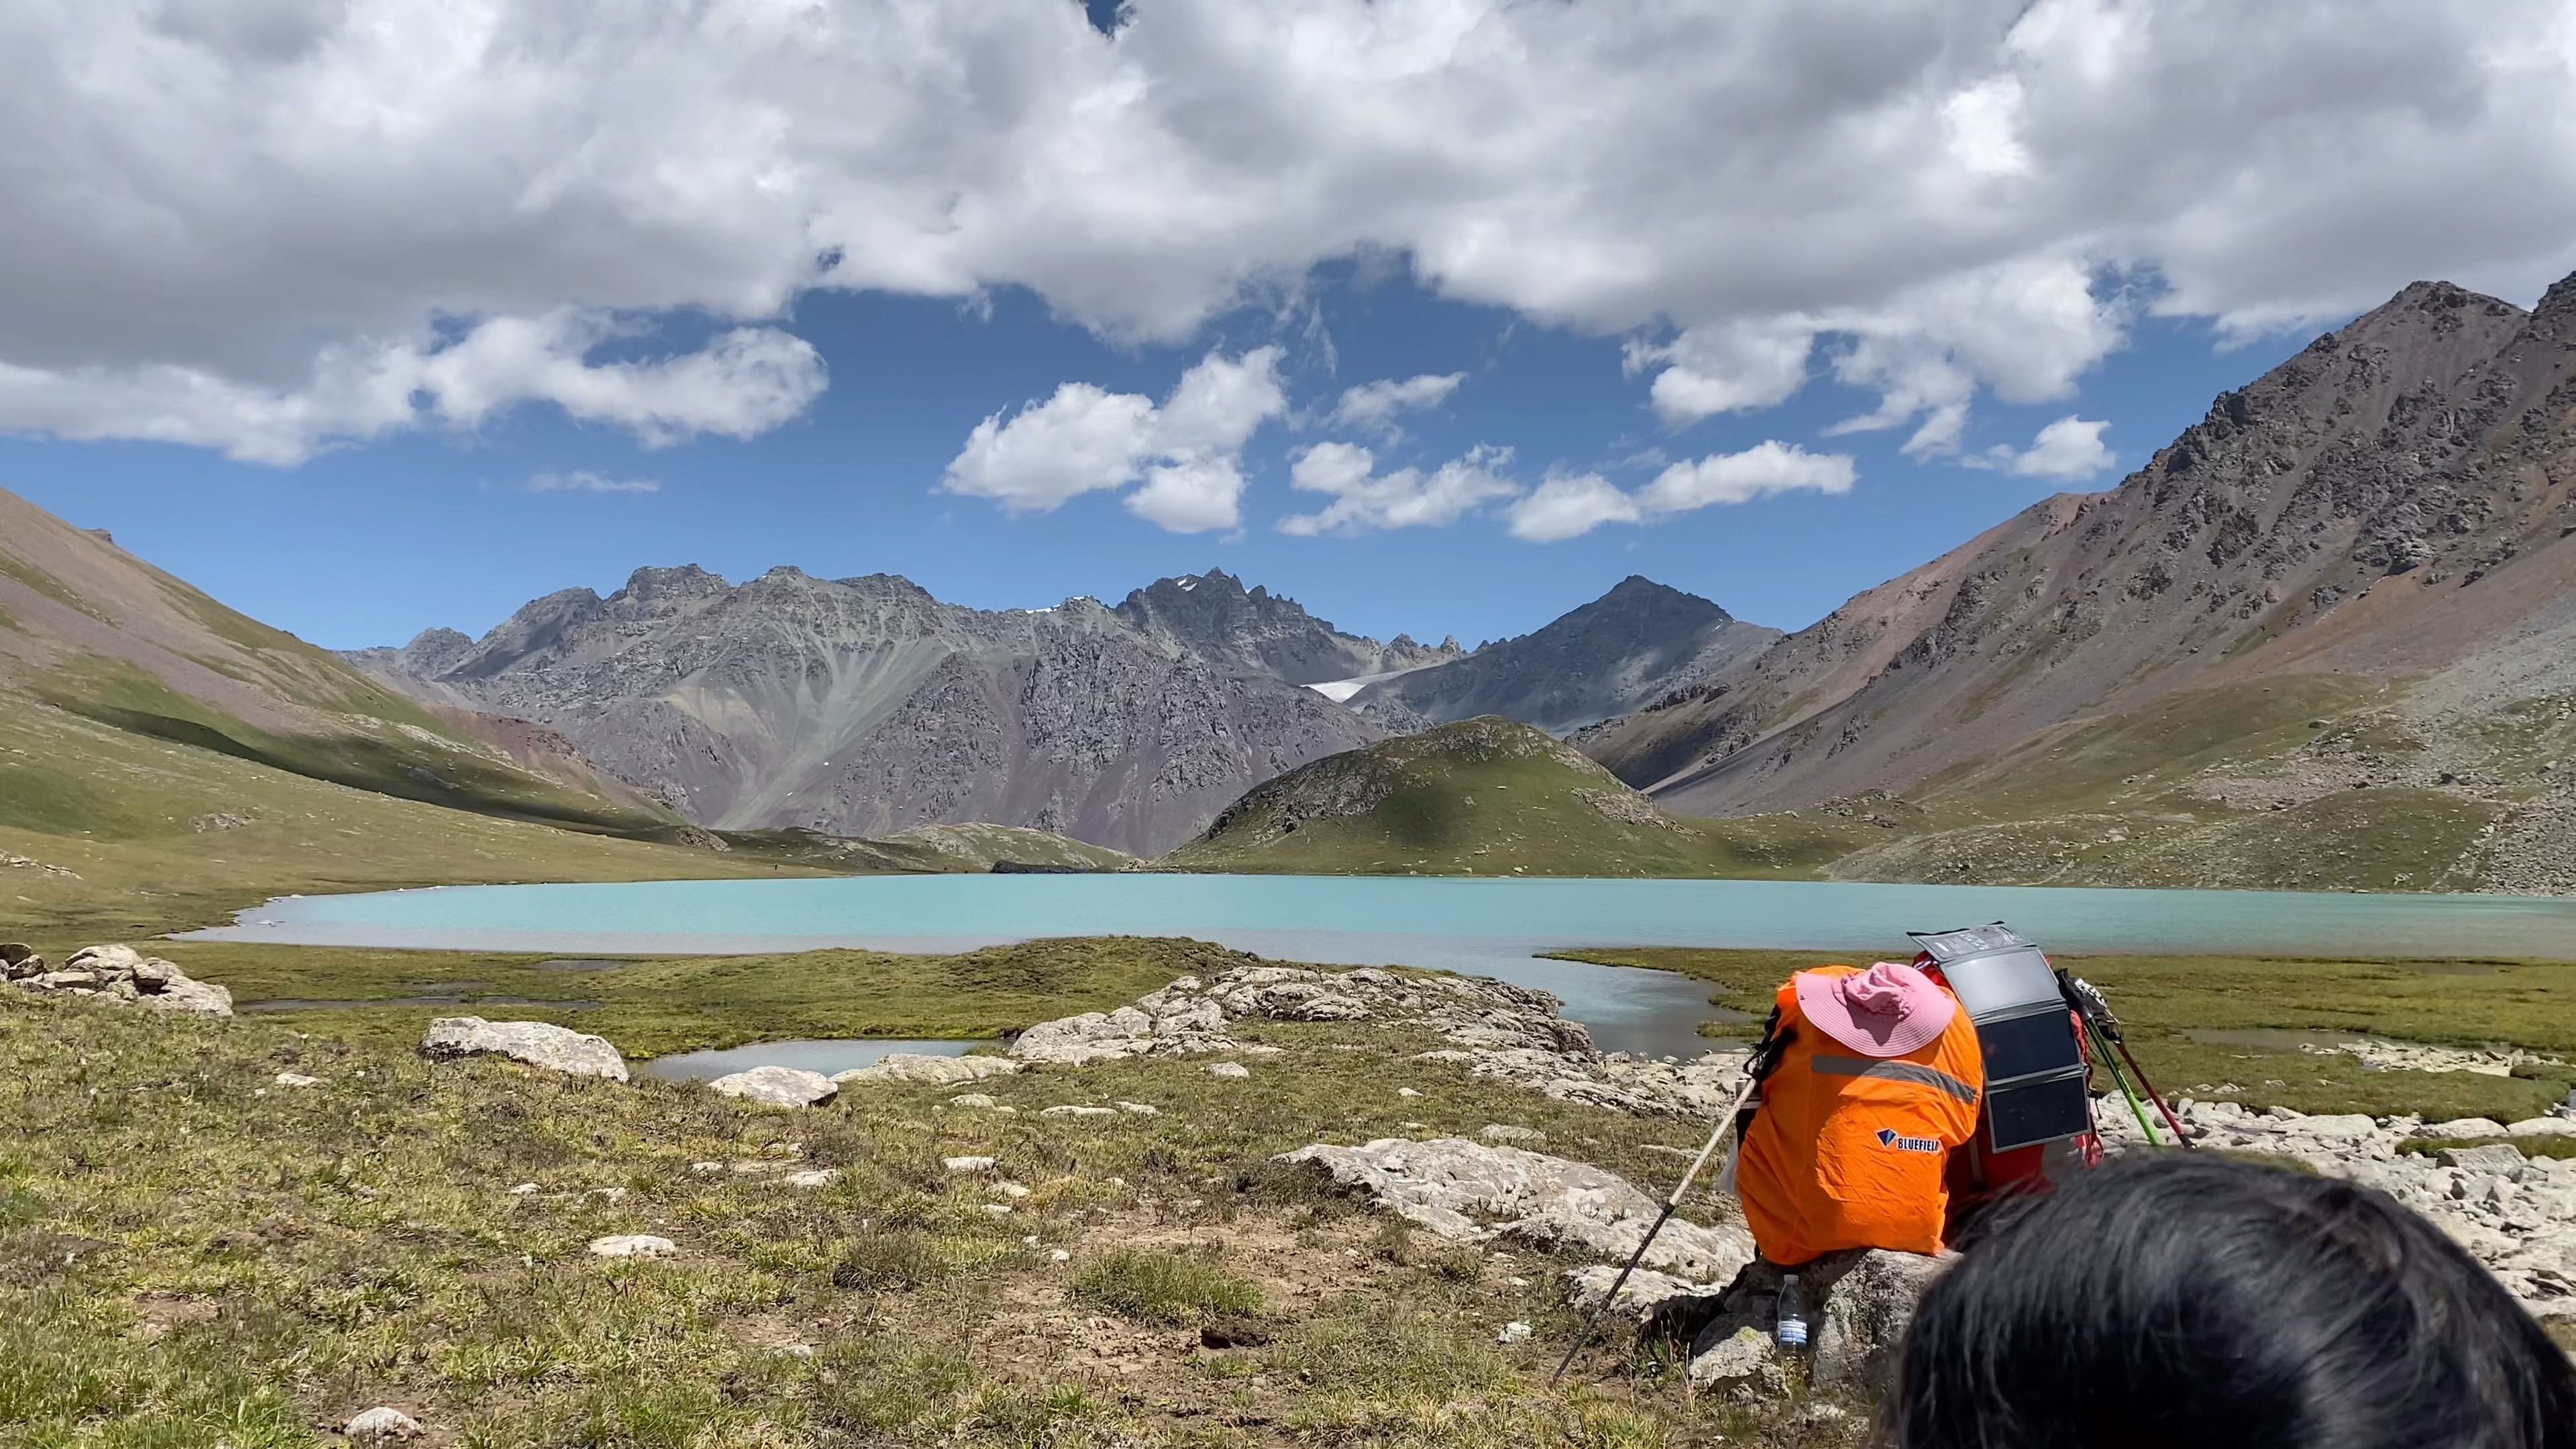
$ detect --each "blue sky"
[5,276,2289,651]
[3,1,2568,655]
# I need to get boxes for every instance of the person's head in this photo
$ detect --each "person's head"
[1892,1152,2576,1449]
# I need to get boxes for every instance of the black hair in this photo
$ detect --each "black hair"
[1892,1152,2576,1449]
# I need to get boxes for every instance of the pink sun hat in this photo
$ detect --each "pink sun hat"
[1795,961,1957,1059]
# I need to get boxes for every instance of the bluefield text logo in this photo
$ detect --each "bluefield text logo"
[1875,1127,1941,1155]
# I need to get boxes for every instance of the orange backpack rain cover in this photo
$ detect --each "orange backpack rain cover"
[1736,965,1986,1266]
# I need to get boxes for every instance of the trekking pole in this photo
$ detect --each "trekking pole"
[2110,1035,2194,1148]
[1549,1069,1762,1387]
[2098,1042,2163,1148]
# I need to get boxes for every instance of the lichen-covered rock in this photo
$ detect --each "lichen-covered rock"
[419,1017,629,1081]
[707,1064,838,1109]
[0,944,40,979]
[1277,1136,1753,1283]
[832,1053,1022,1086]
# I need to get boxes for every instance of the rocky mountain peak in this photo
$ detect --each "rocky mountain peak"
[1351,576,1778,736]
[619,564,731,604]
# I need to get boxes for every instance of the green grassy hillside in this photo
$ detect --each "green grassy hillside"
[1165,715,1841,877]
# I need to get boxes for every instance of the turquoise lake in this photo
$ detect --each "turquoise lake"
[189,875,2576,1062]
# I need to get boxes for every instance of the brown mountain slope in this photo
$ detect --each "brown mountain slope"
[0,484,672,836]
[1580,274,2576,892]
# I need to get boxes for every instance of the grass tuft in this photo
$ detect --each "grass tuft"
[1069,1248,1263,1326]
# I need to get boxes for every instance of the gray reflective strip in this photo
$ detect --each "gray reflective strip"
[1811,1055,1980,1106]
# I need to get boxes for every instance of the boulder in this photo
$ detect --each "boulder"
[1205,1061,1252,1079]
[342,1405,425,1440]
[2439,1143,2527,1173]
[1276,1136,1753,1283]
[587,1234,678,1259]
[832,1053,1022,1087]
[944,1155,996,1173]
[0,944,39,979]
[419,1017,629,1081]
[64,944,148,973]
[2506,1118,2576,1139]
[1008,1006,1164,1065]
[786,1169,839,1188]
[707,1064,838,1109]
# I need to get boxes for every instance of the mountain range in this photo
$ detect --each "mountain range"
[1577,273,2576,892]
[346,567,1429,855]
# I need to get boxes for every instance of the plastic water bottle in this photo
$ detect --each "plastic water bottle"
[1776,1273,1809,1352]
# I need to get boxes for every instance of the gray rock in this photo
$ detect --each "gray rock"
[707,1064,838,1109]
[0,944,39,979]
[419,1017,629,1082]
[1009,1007,1164,1066]
[1276,1136,1753,1283]
[1205,1061,1251,1079]
[831,1053,1022,1086]
[586,1234,678,1258]
[2506,1118,2576,1139]
[943,1155,996,1173]
[135,974,233,1016]
[2440,1143,2528,1173]
[341,1405,424,1440]
[1688,1324,1785,1393]
[1038,1104,1118,1118]
[64,944,148,973]
[948,1093,1000,1109]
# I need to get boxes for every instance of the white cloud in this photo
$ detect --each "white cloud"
[941,347,1283,532]
[3,1,2573,462]
[528,470,660,494]
[1509,441,1856,541]
[1507,472,1642,543]
[1967,415,2116,480]
[1330,372,1466,435]
[0,311,823,464]
[1279,442,1520,536]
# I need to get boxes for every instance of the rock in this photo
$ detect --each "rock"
[274,1072,324,1089]
[1810,1249,1945,1395]
[1011,965,1736,1117]
[0,944,40,979]
[1277,1136,1753,1283]
[2440,1143,2528,1173]
[419,1017,628,1081]
[948,1093,999,1109]
[15,945,233,1016]
[707,1064,839,1110]
[832,1053,1022,1087]
[1115,1100,1161,1115]
[1675,1250,1943,1398]
[2284,1113,2379,1141]
[786,1169,839,1188]
[342,1406,425,1440]
[1498,1320,1533,1344]
[64,944,148,973]
[1205,1061,1252,1079]
[2420,1118,2509,1138]
[2506,1118,2576,1138]
[136,974,234,1016]
[1009,1006,1167,1065]
[1039,1104,1118,1118]
[1564,1265,1707,1322]
[1689,1324,1783,1393]
[944,1156,996,1173]
[587,1234,678,1259]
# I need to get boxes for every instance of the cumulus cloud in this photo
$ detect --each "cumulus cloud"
[1279,442,1520,536]
[528,470,660,494]
[1508,442,1856,541]
[941,348,1283,532]
[1329,373,1466,435]
[3,1,2572,463]
[0,311,823,465]
[1967,415,2116,480]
